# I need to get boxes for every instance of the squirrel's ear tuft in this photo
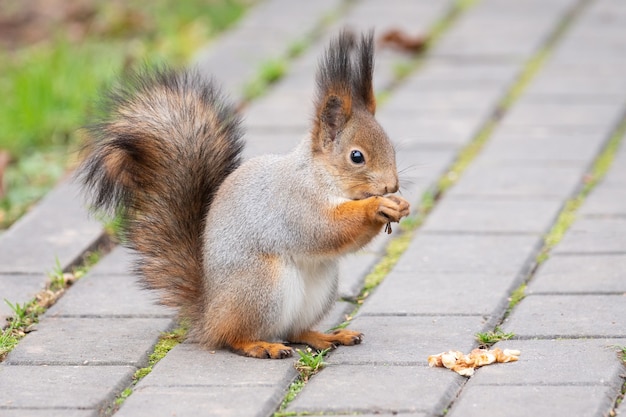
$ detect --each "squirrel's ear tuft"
[313,30,355,149]
[354,31,376,115]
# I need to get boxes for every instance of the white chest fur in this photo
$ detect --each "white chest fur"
[274,256,339,338]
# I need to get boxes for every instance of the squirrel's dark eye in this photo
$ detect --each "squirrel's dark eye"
[350,150,365,164]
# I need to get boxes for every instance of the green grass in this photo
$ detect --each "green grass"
[273,348,329,417]
[0,249,103,362]
[475,327,515,348]
[0,0,251,230]
[106,324,187,414]
[133,325,188,380]
[243,58,289,101]
[0,149,67,228]
[537,118,626,263]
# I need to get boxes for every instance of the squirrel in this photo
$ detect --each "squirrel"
[77,30,410,359]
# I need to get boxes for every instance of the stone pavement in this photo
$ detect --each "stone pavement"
[1,0,626,416]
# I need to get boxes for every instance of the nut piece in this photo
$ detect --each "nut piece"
[428,348,520,376]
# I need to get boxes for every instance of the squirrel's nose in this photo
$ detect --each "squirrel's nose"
[385,180,399,194]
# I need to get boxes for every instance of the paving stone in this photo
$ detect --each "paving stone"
[288,363,465,415]
[469,339,626,386]
[523,72,626,98]
[503,295,626,338]
[0,364,134,409]
[382,87,503,115]
[378,116,485,148]
[422,60,520,82]
[421,197,563,234]
[394,147,457,208]
[45,272,174,318]
[5,317,173,366]
[116,385,285,417]
[339,252,380,300]
[327,315,486,365]
[446,158,586,199]
[528,254,626,294]
[0,273,46,323]
[356,414,427,417]
[579,185,626,216]
[88,246,134,276]
[395,233,540,274]
[553,217,626,254]
[361,270,514,317]
[0,181,104,274]
[0,410,95,417]
[479,130,607,163]
[192,0,343,96]
[335,0,450,34]
[501,102,625,129]
[244,92,312,130]
[447,385,619,417]
[243,130,308,159]
[316,301,354,333]
[135,343,297,388]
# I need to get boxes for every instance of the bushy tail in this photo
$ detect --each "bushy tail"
[78,68,244,320]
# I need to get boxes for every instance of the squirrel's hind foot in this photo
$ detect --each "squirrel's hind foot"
[229,340,294,359]
[289,329,363,351]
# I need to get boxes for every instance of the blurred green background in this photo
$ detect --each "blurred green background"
[0,0,252,229]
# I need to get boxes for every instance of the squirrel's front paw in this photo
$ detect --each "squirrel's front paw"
[374,195,410,223]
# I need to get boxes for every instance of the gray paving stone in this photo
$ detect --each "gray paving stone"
[244,92,312,130]
[5,317,174,366]
[316,301,355,333]
[243,130,307,159]
[327,315,486,365]
[402,61,520,89]
[88,246,134,276]
[339,252,380,300]
[0,364,134,409]
[357,414,427,417]
[553,217,626,254]
[193,0,344,96]
[0,273,46,323]
[0,181,104,274]
[45,273,174,318]
[501,102,625,129]
[479,130,607,163]
[523,72,626,98]
[135,343,297,388]
[579,185,626,216]
[447,385,618,417]
[382,88,503,119]
[469,339,626,386]
[288,363,465,415]
[503,295,626,338]
[528,254,626,294]
[421,197,563,234]
[378,116,485,148]
[334,0,450,35]
[116,385,285,417]
[395,233,540,274]
[446,158,586,199]
[0,410,95,417]
[361,270,514,318]
[395,147,457,208]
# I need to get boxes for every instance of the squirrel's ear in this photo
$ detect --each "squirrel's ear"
[312,30,355,150]
[319,94,351,146]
